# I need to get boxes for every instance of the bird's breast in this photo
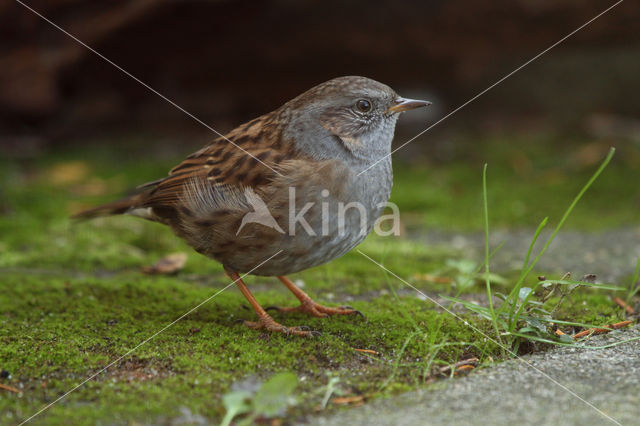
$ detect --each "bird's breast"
[175,157,393,276]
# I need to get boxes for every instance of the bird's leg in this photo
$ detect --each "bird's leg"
[266,275,364,318]
[225,269,318,337]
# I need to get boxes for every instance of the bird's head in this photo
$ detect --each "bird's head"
[282,76,430,162]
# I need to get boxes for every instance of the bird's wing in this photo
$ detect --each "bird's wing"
[137,115,295,219]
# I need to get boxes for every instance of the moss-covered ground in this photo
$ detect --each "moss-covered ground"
[1,133,638,424]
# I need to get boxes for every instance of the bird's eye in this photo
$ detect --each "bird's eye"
[355,99,372,113]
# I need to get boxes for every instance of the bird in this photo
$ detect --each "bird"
[236,187,285,235]
[74,76,430,336]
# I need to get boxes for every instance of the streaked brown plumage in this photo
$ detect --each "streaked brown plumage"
[75,76,430,336]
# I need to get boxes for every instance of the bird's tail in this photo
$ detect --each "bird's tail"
[72,193,146,220]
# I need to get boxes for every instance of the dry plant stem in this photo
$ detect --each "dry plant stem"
[539,277,558,304]
[549,272,576,318]
[614,297,635,315]
[354,348,380,355]
[454,365,475,375]
[437,357,479,376]
[0,383,22,394]
[332,395,365,405]
[573,320,632,339]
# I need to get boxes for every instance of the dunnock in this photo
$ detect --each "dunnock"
[75,76,430,336]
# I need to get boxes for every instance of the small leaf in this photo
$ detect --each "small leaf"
[528,307,551,315]
[252,372,298,418]
[518,287,533,301]
[517,326,542,336]
[220,390,252,426]
[524,317,548,333]
[321,376,341,409]
[480,272,509,285]
[494,292,509,301]
[558,334,575,343]
[446,258,476,274]
[141,253,187,275]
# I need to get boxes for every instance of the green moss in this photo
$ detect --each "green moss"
[0,270,496,424]
[552,292,625,327]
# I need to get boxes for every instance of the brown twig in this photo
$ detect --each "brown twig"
[453,364,476,375]
[614,297,635,315]
[437,357,479,376]
[0,383,22,394]
[353,348,380,355]
[331,395,365,405]
[573,320,632,339]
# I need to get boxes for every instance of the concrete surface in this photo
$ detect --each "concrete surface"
[313,326,640,426]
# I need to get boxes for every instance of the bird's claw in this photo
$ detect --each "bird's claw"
[266,301,365,320]
[239,317,320,337]
[351,309,366,320]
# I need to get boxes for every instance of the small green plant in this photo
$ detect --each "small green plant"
[446,148,631,352]
[220,372,298,426]
[376,259,485,388]
[319,375,342,410]
[624,257,640,305]
[443,258,508,294]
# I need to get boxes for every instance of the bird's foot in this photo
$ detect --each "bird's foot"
[266,300,365,319]
[243,313,321,337]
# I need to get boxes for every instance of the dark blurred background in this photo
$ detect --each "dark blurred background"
[1,0,639,158]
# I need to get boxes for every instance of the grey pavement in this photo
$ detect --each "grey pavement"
[312,326,640,426]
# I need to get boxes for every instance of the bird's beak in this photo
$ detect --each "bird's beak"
[387,97,432,113]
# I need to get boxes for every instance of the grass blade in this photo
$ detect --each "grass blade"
[482,164,501,346]
[625,257,640,303]
[509,147,616,331]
